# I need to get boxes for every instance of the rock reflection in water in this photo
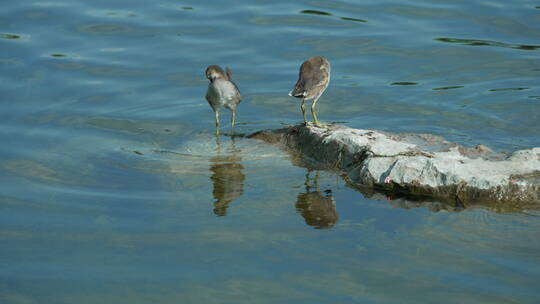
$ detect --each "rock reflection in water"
[296,170,338,229]
[209,139,245,216]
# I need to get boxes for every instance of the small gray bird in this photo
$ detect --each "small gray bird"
[289,56,331,126]
[205,65,241,136]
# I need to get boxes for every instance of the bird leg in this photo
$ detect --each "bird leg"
[314,170,320,190]
[231,110,236,130]
[304,170,311,192]
[301,98,307,125]
[311,98,320,126]
[215,110,220,136]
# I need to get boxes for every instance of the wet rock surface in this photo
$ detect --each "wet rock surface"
[249,123,540,208]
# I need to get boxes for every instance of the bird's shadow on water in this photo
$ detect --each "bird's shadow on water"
[208,136,245,216]
[295,169,338,229]
[120,131,249,216]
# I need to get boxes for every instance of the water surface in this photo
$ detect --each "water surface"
[1,0,539,303]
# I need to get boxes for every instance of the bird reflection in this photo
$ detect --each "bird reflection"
[296,170,338,229]
[209,138,245,216]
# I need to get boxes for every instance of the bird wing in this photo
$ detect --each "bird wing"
[230,80,241,104]
[225,67,241,99]
[217,79,241,106]
[226,67,233,81]
[291,60,321,98]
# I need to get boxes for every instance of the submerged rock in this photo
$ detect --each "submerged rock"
[249,123,540,207]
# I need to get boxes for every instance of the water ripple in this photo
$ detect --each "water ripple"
[1,33,20,39]
[299,9,367,23]
[76,23,154,36]
[433,85,464,90]
[300,9,332,16]
[0,33,31,42]
[339,16,367,23]
[85,10,137,18]
[435,37,540,51]
[392,81,418,86]
[489,87,528,92]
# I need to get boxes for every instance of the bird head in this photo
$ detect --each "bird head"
[206,65,227,82]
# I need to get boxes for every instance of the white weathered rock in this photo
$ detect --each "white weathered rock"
[249,123,540,206]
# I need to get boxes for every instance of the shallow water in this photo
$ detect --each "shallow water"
[1,0,540,303]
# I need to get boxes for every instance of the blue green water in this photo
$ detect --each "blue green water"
[1,0,540,303]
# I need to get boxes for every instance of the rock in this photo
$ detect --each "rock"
[249,123,540,208]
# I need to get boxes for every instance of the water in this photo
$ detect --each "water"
[1,0,539,303]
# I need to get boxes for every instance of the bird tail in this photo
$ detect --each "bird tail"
[225,67,233,80]
[289,89,306,98]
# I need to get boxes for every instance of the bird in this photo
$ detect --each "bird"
[205,65,241,136]
[289,56,331,126]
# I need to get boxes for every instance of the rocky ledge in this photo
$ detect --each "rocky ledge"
[249,123,540,207]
